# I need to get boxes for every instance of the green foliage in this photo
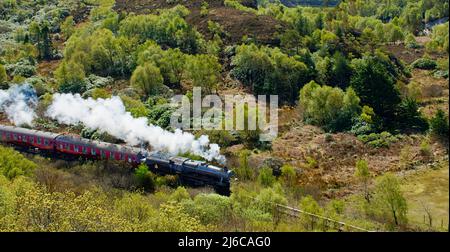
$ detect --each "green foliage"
[300,81,361,132]
[64,28,136,77]
[411,57,438,70]
[118,6,204,54]
[232,43,310,103]
[28,20,53,60]
[394,98,429,132]
[156,201,206,231]
[0,146,36,179]
[184,54,221,94]
[131,63,164,97]
[134,164,156,192]
[183,193,233,225]
[358,132,399,148]
[355,159,371,202]
[55,60,86,93]
[120,95,150,118]
[147,104,175,129]
[430,109,449,140]
[350,55,401,122]
[299,195,323,230]
[280,164,296,187]
[258,166,276,187]
[404,34,420,49]
[372,173,408,228]
[0,64,7,84]
[169,187,191,202]
[426,22,449,53]
[234,150,254,180]
[137,41,186,86]
[61,16,75,40]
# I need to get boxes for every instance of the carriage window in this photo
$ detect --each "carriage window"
[119,153,123,160]
[110,153,114,160]
[13,134,17,140]
[60,144,64,149]
[91,148,96,155]
[37,138,42,144]
[74,146,79,152]
[44,139,49,145]
[82,146,87,154]
[101,150,106,158]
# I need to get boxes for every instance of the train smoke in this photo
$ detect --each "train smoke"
[0,84,38,126]
[46,93,225,163]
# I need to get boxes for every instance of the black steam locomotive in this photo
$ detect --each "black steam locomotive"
[0,125,233,195]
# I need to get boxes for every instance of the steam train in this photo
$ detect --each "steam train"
[0,125,233,195]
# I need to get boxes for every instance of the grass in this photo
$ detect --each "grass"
[401,161,449,231]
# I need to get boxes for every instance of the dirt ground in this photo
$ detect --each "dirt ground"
[114,0,284,45]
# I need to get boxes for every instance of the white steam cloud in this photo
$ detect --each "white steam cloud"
[46,93,225,163]
[0,84,37,126]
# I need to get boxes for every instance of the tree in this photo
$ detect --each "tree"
[131,63,164,97]
[61,16,75,40]
[350,55,401,123]
[232,44,309,103]
[430,109,449,140]
[300,81,361,131]
[331,52,352,89]
[258,166,276,187]
[29,21,52,60]
[134,164,156,192]
[0,146,37,179]
[55,60,86,94]
[395,98,429,133]
[299,195,323,230]
[137,42,186,86]
[373,173,408,227]
[354,159,371,203]
[280,164,296,188]
[184,54,221,94]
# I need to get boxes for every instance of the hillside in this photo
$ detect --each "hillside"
[0,0,449,232]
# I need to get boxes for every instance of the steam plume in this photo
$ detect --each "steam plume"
[46,93,225,163]
[0,84,37,126]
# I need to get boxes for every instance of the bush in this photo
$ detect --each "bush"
[300,81,361,132]
[394,98,429,133]
[131,63,164,97]
[358,132,399,148]
[258,166,276,187]
[134,164,156,192]
[0,146,37,179]
[430,109,449,140]
[411,57,437,70]
[372,173,408,228]
[183,193,233,225]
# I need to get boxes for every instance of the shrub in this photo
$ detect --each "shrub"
[300,81,361,132]
[258,166,276,187]
[131,63,164,97]
[358,132,399,148]
[372,173,408,228]
[0,146,37,179]
[134,164,156,192]
[430,109,449,140]
[411,57,437,70]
